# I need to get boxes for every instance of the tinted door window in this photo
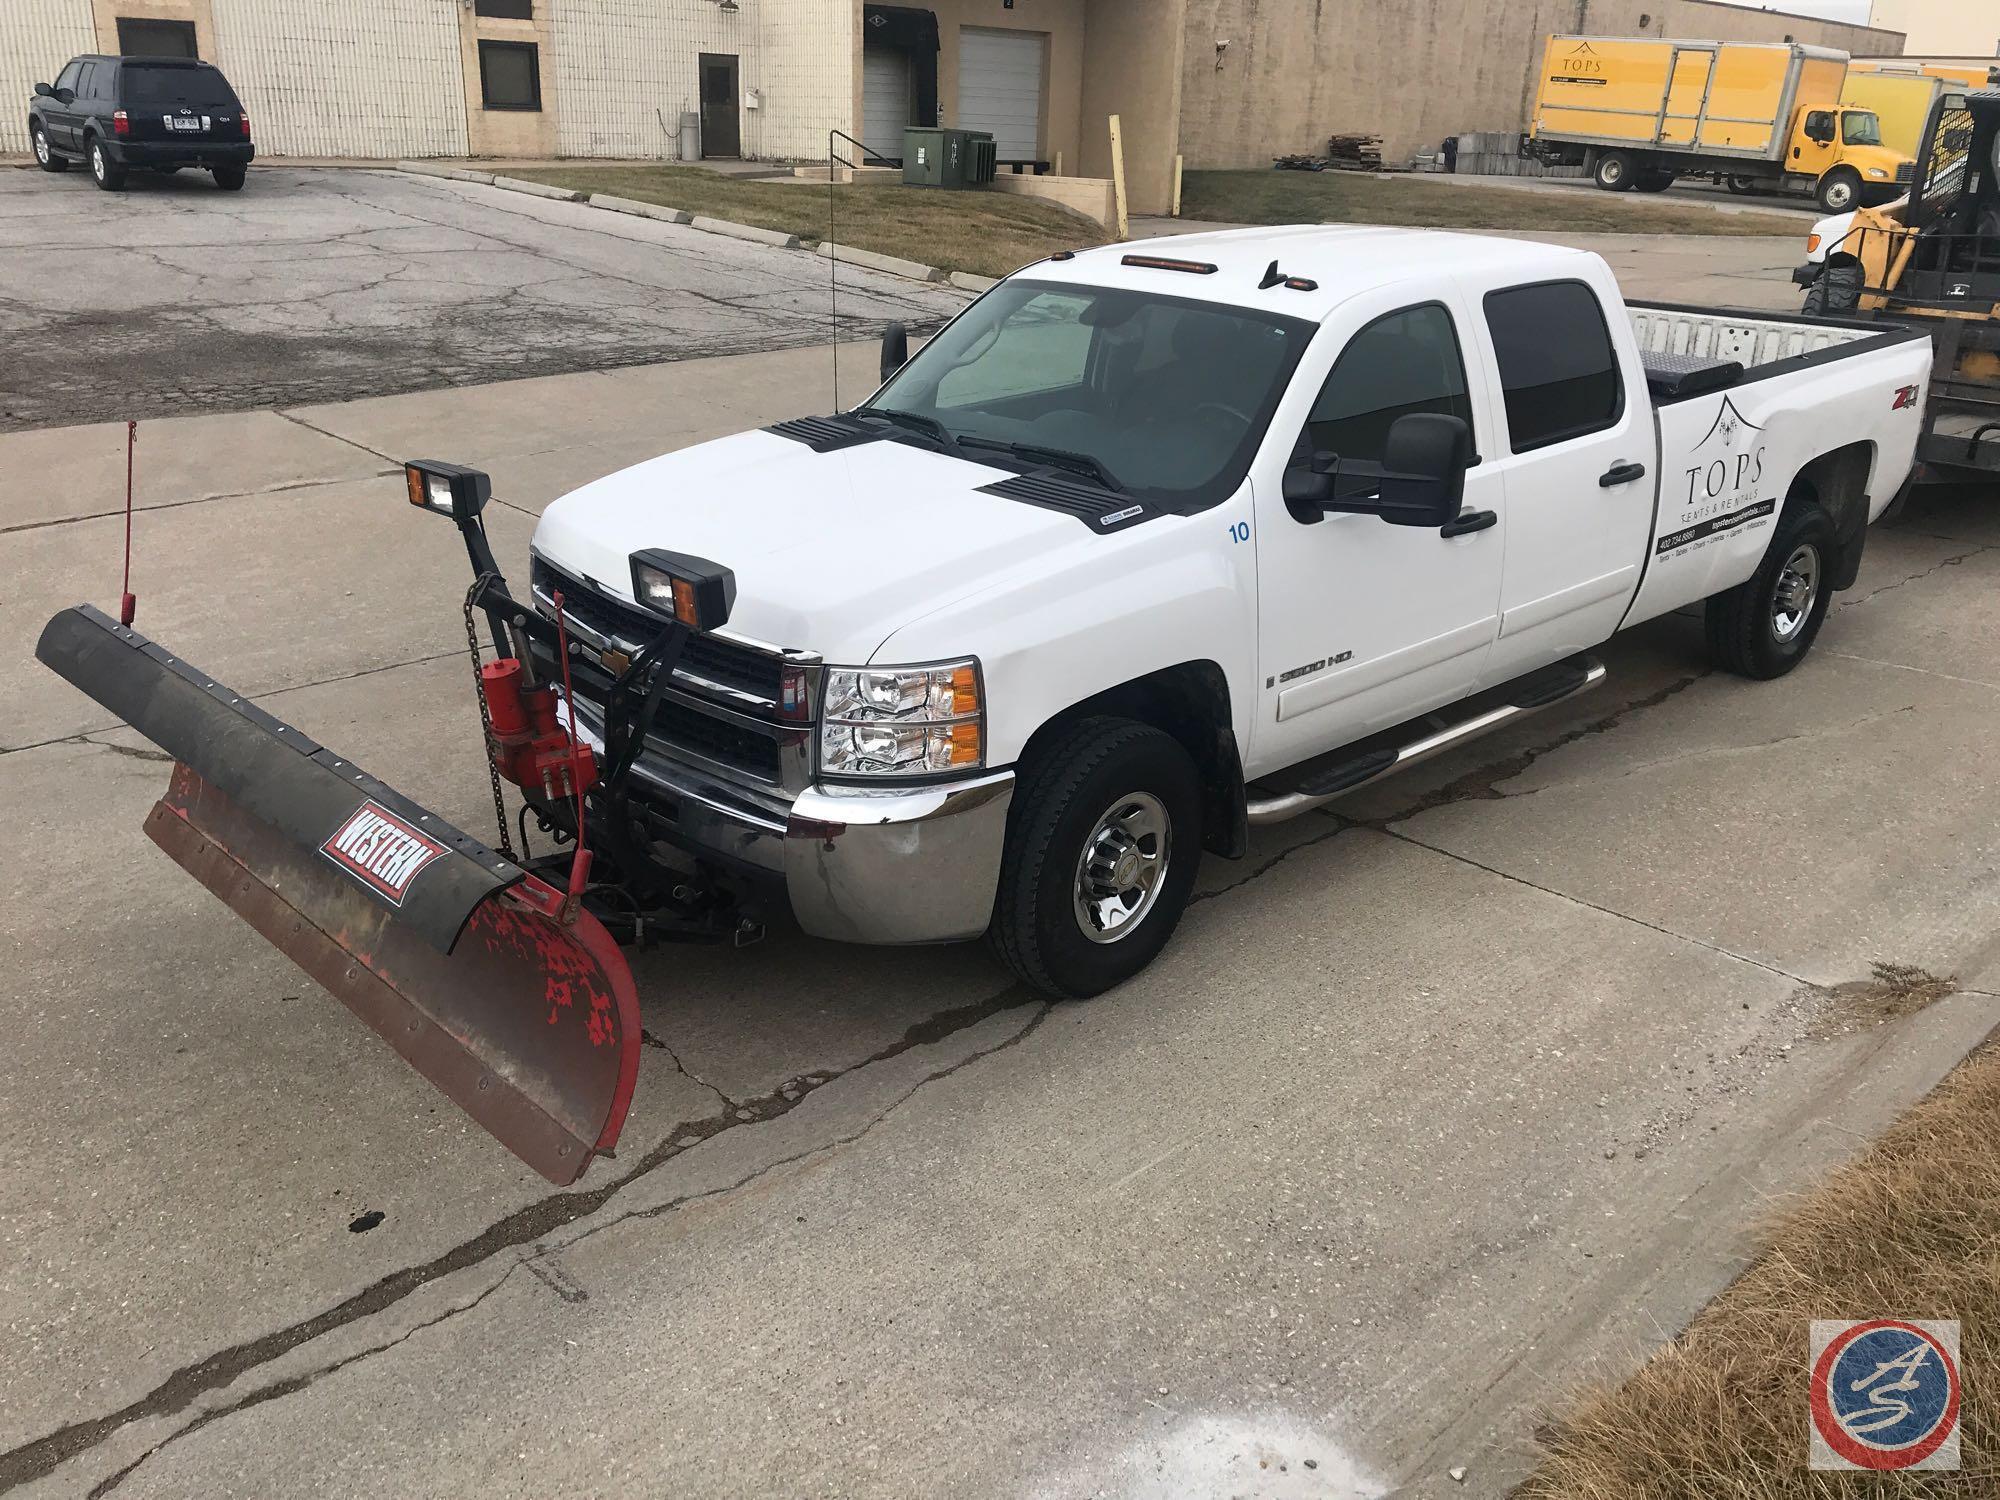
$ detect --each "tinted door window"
[54,61,82,95]
[1306,303,1474,464]
[1483,281,1624,452]
[72,62,99,100]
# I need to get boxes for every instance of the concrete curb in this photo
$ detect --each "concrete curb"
[692,215,800,248]
[948,271,998,294]
[589,193,693,224]
[491,175,585,202]
[395,160,496,185]
[817,241,944,283]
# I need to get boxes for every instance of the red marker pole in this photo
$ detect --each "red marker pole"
[119,420,137,627]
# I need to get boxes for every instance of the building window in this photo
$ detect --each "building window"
[474,0,534,17]
[478,40,541,111]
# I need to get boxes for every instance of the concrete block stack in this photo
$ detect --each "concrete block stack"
[1448,131,1586,179]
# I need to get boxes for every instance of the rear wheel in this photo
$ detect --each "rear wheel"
[1817,167,1862,213]
[32,124,67,173]
[1705,501,1836,680]
[1725,174,1760,195]
[1593,151,1639,192]
[89,138,127,191]
[1634,170,1676,193]
[213,163,247,191]
[988,717,1203,999]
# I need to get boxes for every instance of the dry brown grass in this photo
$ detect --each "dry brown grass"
[1521,1018,2000,1500]
[506,164,1107,279]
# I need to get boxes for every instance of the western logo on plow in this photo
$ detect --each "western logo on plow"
[1809,1318,1960,1470]
[321,802,448,905]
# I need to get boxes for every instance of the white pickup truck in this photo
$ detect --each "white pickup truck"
[508,226,1930,998]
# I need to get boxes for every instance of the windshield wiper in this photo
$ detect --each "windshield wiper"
[956,436,1126,492]
[855,407,965,456]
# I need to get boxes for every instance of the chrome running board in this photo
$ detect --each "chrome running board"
[1245,654,1607,826]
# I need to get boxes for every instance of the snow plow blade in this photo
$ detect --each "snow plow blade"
[36,604,640,1185]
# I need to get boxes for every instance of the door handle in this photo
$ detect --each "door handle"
[1600,461,1647,487]
[1439,508,1497,539]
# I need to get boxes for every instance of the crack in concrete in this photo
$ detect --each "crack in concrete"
[271,409,400,466]
[0,471,397,538]
[639,1028,737,1111]
[0,981,1034,1492]
[1837,542,1998,610]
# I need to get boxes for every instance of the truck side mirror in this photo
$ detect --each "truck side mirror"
[1287,414,1472,529]
[34,82,53,98]
[880,322,909,384]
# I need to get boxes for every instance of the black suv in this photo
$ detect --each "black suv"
[30,55,253,191]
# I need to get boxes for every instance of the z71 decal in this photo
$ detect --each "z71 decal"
[322,802,448,905]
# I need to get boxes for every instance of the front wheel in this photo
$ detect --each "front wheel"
[1817,167,1861,213]
[33,125,67,173]
[1705,501,1836,680]
[988,717,1203,999]
[1593,151,1639,192]
[89,139,127,191]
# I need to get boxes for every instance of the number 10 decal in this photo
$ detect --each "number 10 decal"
[1229,521,1251,544]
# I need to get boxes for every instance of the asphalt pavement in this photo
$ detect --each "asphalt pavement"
[2,205,1997,1499]
[0,165,965,432]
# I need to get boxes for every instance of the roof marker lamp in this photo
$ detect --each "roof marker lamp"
[631,549,736,631]
[403,459,492,522]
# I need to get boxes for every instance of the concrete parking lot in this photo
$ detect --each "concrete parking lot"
[0,166,965,432]
[3,211,1998,1499]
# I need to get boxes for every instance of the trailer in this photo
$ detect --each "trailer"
[1525,35,1914,211]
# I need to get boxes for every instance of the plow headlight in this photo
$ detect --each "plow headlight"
[404,460,491,521]
[820,659,984,777]
[630,550,736,631]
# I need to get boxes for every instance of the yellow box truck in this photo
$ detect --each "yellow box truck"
[1853,56,2000,93]
[1842,69,1948,160]
[1525,36,1914,211]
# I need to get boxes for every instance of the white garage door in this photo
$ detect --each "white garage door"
[958,28,1045,162]
[862,45,912,161]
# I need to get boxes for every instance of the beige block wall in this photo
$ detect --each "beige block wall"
[555,0,847,160]
[206,0,465,159]
[90,0,215,58]
[852,0,1087,171]
[1177,0,1906,170]
[2,0,96,154]
[1868,0,1996,58]
[459,2,555,158]
[1078,0,1186,219]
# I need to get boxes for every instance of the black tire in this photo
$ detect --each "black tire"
[213,164,247,191]
[88,138,126,191]
[1634,170,1676,193]
[1801,259,1864,316]
[32,124,67,173]
[1817,167,1861,213]
[1705,501,1837,680]
[988,717,1203,999]
[1593,151,1639,192]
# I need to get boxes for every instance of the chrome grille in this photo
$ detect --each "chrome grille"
[527,557,813,790]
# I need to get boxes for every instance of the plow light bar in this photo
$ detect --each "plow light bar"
[631,550,736,631]
[404,460,492,521]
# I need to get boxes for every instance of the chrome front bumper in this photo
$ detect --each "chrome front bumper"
[563,700,1012,945]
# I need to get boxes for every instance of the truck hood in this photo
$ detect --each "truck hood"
[528,429,1087,663]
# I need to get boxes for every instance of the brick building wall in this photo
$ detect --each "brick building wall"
[2,0,98,154]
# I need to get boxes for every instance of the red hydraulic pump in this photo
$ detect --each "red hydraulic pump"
[479,657,598,802]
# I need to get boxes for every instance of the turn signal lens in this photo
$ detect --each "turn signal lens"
[1807,233,1823,253]
[402,459,490,519]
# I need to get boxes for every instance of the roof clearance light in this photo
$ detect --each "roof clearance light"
[1120,254,1219,275]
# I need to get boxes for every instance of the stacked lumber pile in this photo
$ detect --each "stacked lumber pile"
[1325,133,1383,172]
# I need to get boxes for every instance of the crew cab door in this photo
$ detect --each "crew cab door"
[45,60,83,150]
[1247,290,1506,774]
[1464,273,1655,680]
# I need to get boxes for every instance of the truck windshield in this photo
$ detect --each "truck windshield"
[1842,111,1883,146]
[865,279,1315,510]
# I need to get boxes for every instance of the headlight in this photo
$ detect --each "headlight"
[1868,168,1889,179]
[820,659,983,777]
[403,459,490,521]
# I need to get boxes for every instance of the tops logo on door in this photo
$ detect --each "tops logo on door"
[1659,395,1773,556]
[322,802,448,905]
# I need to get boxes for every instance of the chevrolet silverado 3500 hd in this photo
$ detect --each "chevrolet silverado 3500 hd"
[38,225,1933,1180]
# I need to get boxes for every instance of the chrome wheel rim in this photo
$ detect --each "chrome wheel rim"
[1826,180,1853,210]
[1772,543,1820,642]
[1601,159,1625,186]
[1072,791,1171,945]
[91,144,104,180]
[34,132,49,165]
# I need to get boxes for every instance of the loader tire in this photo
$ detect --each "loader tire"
[988,717,1202,1000]
[1802,260,1864,316]
[1705,501,1836,681]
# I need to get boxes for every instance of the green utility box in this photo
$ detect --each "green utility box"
[902,128,997,189]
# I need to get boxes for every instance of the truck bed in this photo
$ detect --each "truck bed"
[1626,303,1895,403]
